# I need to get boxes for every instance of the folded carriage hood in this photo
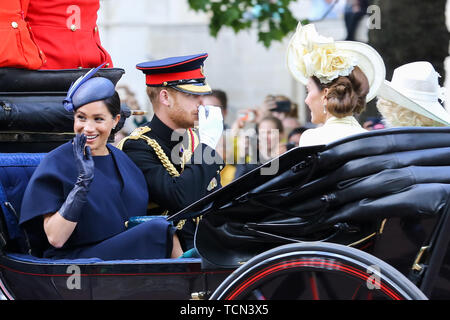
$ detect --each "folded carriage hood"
[168,127,450,268]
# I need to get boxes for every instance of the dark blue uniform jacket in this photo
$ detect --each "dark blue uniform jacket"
[122,116,223,250]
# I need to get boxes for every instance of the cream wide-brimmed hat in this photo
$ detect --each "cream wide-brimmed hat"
[286,23,386,102]
[377,61,450,126]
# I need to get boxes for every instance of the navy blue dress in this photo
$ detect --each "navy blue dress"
[19,141,175,260]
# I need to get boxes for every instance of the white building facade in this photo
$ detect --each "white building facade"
[97,0,448,125]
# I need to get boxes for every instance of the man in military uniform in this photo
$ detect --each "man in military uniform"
[118,53,224,251]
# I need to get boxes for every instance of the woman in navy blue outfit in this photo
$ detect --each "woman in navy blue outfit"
[19,66,183,260]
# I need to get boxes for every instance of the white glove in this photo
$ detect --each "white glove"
[198,105,223,149]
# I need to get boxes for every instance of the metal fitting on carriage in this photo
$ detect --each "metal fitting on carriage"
[412,246,429,272]
[321,193,337,204]
[334,222,360,233]
[190,291,209,300]
[0,101,12,113]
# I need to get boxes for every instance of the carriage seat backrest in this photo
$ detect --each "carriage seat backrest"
[0,153,45,254]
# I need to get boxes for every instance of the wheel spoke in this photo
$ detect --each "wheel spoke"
[309,272,320,300]
[315,272,339,300]
[351,283,362,300]
[250,289,267,300]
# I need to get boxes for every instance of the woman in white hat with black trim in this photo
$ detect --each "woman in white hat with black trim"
[376,61,449,127]
[286,23,386,147]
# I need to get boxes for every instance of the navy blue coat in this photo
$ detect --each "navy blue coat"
[19,141,174,260]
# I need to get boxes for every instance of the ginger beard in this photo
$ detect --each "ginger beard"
[167,90,202,129]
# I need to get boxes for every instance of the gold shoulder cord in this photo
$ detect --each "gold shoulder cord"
[117,126,201,230]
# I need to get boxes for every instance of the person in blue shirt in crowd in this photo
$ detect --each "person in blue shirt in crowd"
[308,0,343,21]
[19,65,183,260]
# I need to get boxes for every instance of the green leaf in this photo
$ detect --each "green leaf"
[187,0,300,48]
[188,0,209,11]
[209,14,223,37]
[258,31,272,48]
[223,7,241,25]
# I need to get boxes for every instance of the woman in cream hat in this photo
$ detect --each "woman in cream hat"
[376,61,449,127]
[286,23,386,146]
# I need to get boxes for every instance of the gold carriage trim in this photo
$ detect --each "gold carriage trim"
[347,219,388,248]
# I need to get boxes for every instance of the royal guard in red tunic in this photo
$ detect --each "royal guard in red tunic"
[25,0,113,69]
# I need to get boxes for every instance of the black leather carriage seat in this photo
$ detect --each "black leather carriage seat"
[0,153,45,255]
[0,67,125,135]
[0,67,125,93]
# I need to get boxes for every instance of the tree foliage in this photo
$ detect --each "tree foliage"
[187,0,306,47]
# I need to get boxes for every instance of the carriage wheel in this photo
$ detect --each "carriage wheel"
[209,242,427,300]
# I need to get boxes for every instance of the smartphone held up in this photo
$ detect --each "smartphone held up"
[238,110,256,122]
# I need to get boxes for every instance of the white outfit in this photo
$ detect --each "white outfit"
[299,116,367,147]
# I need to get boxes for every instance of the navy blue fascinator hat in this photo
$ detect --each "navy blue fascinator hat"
[63,63,115,112]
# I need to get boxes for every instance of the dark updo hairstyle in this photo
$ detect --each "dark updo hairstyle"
[312,66,369,117]
[103,91,121,117]
[102,91,121,137]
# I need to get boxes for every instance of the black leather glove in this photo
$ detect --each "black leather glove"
[59,134,95,222]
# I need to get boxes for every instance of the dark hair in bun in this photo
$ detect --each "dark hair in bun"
[312,66,369,117]
[103,91,121,117]
[102,91,121,138]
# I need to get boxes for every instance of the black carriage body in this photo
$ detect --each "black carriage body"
[1,68,450,300]
[0,254,231,300]
[0,149,231,299]
[0,68,233,300]
[172,127,450,299]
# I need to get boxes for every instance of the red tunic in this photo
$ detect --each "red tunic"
[26,0,113,69]
[0,0,46,69]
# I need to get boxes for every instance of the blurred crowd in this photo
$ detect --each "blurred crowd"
[113,85,391,186]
